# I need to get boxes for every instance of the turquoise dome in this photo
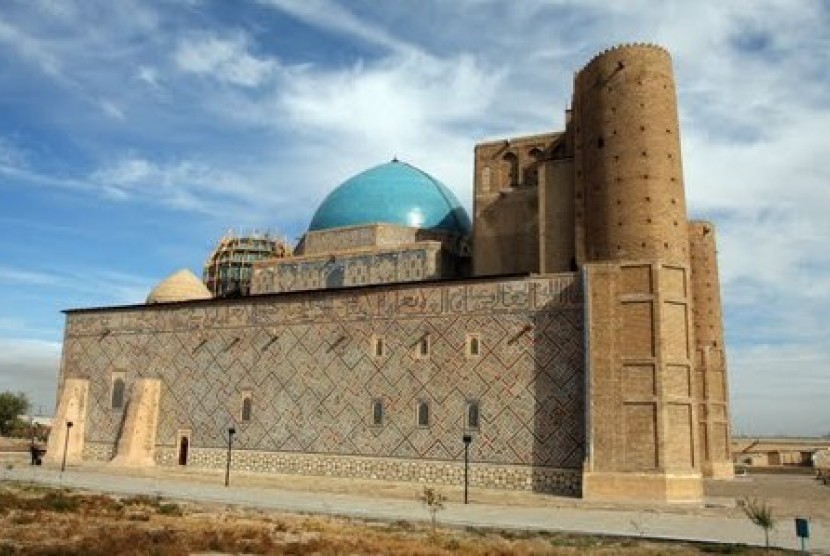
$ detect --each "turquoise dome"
[308,160,471,235]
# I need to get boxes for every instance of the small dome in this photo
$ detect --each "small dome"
[308,160,471,235]
[146,269,212,304]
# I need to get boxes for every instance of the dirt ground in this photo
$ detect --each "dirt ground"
[1,444,827,554]
[85,461,830,522]
[3,444,828,521]
[0,483,785,555]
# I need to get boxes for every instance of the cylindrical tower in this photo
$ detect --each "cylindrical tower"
[576,45,704,502]
[689,220,733,479]
[573,44,689,265]
[689,221,725,348]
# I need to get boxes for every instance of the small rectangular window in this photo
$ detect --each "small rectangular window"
[466,400,480,430]
[241,396,252,422]
[466,334,481,358]
[417,401,430,427]
[416,334,430,358]
[373,336,385,358]
[240,389,253,422]
[111,376,125,410]
[372,399,383,426]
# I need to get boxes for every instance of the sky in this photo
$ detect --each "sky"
[0,0,828,436]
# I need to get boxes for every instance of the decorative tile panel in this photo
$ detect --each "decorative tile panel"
[63,274,584,491]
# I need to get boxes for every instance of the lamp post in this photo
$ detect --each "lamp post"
[29,414,36,465]
[462,433,472,504]
[60,421,74,473]
[224,427,236,487]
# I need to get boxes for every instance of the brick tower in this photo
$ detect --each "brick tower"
[689,221,734,479]
[573,44,704,502]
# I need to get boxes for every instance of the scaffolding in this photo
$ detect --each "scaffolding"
[203,230,292,297]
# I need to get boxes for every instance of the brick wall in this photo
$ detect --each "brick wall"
[63,274,584,494]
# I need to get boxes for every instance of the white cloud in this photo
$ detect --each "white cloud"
[136,65,161,88]
[258,0,417,54]
[100,99,125,120]
[0,1,828,434]
[174,34,276,87]
[198,51,504,215]
[0,15,62,77]
[0,265,60,286]
[0,137,28,167]
[88,155,274,219]
[0,264,155,307]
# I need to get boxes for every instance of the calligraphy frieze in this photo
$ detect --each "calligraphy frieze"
[66,274,580,336]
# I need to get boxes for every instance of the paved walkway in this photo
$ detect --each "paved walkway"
[2,462,827,554]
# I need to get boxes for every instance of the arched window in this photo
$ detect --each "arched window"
[525,148,543,187]
[503,151,519,187]
[417,401,430,427]
[372,399,383,426]
[111,378,125,409]
[467,401,480,430]
[241,396,252,422]
[466,334,481,358]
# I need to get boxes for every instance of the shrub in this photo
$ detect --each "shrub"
[42,491,80,512]
[741,497,775,548]
[420,486,447,531]
[157,503,183,516]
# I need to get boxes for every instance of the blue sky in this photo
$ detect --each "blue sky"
[0,0,828,435]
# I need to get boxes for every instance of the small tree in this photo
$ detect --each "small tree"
[742,496,775,549]
[420,486,447,531]
[0,391,29,436]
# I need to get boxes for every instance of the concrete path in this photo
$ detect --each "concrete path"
[2,463,827,554]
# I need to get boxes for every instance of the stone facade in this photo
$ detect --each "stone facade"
[582,262,702,502]
[251,223,468,294]
[467,44,732,501]
[251,241,446,294]
[52,43,734,503]
[152,448,580,495]
[60,274,584,495]
[472,132,564,277]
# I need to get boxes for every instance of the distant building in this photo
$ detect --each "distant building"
[48,44,732,503]
[733,437,830,467]
[22,415,53,428]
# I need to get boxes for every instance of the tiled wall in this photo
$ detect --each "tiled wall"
[65,274,584,494]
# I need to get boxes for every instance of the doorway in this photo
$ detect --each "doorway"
[178,435,189,465]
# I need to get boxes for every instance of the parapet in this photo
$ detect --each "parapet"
[578,42,670,75]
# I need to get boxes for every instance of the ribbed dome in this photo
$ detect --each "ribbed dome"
[308,160,471,235]
[146,269,212,304]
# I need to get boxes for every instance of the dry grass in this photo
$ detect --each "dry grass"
[0,484,782,555]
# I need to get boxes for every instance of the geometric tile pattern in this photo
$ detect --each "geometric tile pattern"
[254,244,441,293]
[62,274,584,471]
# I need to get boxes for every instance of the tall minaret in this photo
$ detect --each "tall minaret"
[573,44,704,502]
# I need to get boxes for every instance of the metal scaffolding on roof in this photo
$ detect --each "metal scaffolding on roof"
[203,230,292,298]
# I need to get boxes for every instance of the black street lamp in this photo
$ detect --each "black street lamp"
[224,427,236,487]
[29,414,36,465]
[60,421,74,473]
[462,433,472,504]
